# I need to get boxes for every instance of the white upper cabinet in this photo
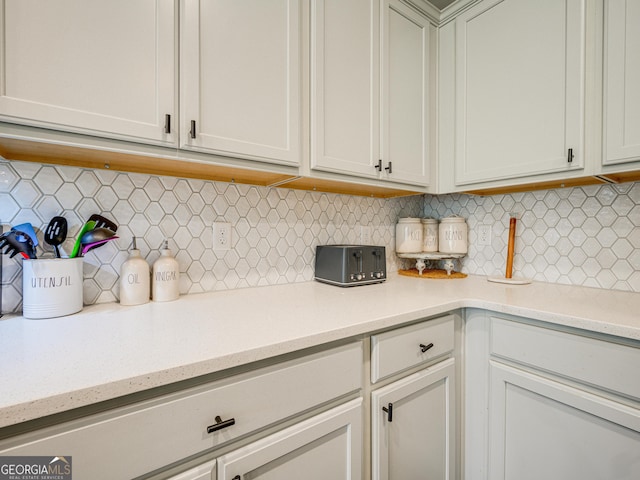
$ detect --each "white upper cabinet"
[0,0,176,145]
[311,0,434,187]
[180,0,302,166]
[310,0,380,178]
[451,0,586,186]
[603,0,640,166]
[381,0,434,186]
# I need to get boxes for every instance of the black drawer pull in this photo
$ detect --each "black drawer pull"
[382,402,393,422]
[207,415,236,434]
[419,342,434,353]
[232,476,241,480]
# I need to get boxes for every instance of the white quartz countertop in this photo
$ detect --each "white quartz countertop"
[1,274,639,429]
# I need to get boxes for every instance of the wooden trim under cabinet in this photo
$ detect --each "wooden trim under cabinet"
[0,135,423,198]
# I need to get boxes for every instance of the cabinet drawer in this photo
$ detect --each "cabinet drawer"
[0,342,362,480]
[371,315,454,383]
[491,316,640,400]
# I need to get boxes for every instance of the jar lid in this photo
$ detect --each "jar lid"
[398,217,421,223]
[421,218,438,224]
[440,215,466,223]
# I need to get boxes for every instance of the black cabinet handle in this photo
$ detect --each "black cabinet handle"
[207,415,235,434]
[164,114,171,134]
[382,402,393,422]
[567,148,574,163]
[375,159,383,171]
[232,476,241,480]
[385,161,392,174]
[420,342,434,353]
[190,120,197,139]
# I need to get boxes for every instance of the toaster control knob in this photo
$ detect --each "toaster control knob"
[375,272,382,279]
[355,273,363,281]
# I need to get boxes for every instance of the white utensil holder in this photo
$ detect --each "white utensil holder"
[22,258,83,319]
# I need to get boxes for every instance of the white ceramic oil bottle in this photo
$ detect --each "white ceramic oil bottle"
[152,239,180,302]
[119,237,150,306]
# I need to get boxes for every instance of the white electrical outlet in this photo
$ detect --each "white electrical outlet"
[360,226,372,244]
[478,224,492,246]
[212,222,231,251]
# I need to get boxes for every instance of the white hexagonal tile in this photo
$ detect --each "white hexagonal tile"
[0,193,21,222]
[0,162,20,191]
[129,189,151,213]
[111,175,135,200]
[11,180,41,207]
[595,228,617,248]
[33,167,63,195]
[612,259,634,281]
[159,191,179,214]
[35,196,63,224]
[95,186,118,212]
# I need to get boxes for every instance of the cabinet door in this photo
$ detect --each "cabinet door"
[489,362,640,480]
[311,0,380,178]
[0,0,176,144]
[381,0,434,187]
[181,0,301,166]
[216,399,362,480]
[453,0,585,185]
[371,358,455,480]
[603,0,640,165]
[167,460,216,480]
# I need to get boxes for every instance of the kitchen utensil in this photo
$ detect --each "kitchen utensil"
[0,230,36,259]
[88,214,118,233]
[80,227,117,245]
[80,236,119,256]
[12,222,39,247]
[44,216,68,258]
[488,213,531,285]
[69,220,96,258]
[80,227,118,254]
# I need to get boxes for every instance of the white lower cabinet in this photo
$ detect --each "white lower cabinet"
[488,362,640,480]
[166,460,216,480]
[371,359,455,480]
[0,342,362,480]
[465,309,640,480]
[217,399,362,480]
[370,315,457,480]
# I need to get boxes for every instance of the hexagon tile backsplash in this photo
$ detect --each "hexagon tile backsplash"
[0,159,422,313]
[1,157,640,314]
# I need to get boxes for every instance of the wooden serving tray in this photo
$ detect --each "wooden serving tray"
[398,268,467,279]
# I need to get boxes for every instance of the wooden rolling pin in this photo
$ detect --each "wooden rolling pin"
[505,217,517,279]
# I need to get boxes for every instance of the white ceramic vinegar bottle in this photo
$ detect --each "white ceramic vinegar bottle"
[152,239,180,302]
[119,237,150,306]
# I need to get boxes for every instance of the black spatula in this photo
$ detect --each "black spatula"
[88,214,117,233]
[44,216,68,258]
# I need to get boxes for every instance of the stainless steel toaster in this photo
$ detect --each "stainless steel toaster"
[314,245,386,287]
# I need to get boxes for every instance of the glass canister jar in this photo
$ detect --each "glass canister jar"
[438,215,468,254]
[421,218,439,252]
[395,218,423,253]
